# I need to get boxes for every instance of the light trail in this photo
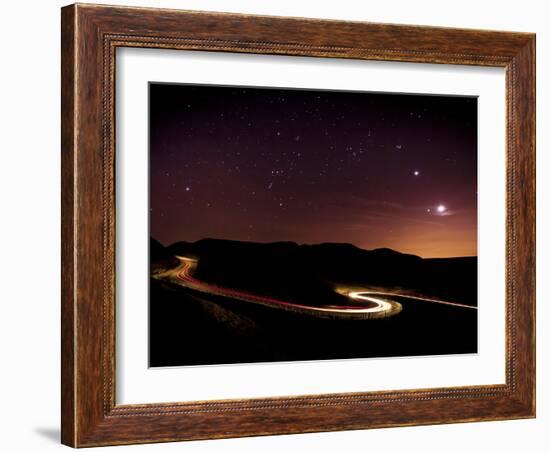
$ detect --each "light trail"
[350,291,477,310]
[167,257,402,320]
[347,292,398,313]
[159,256,476,320]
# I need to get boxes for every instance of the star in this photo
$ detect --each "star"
[413,170,420,176]
[437,204,446,213]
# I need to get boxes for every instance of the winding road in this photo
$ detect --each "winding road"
[156,256,476,320]
[159,257,404,319]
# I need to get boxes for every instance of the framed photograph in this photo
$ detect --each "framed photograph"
[61,3,535,447]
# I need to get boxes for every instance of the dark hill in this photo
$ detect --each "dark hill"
[150,238,178,274]
[150,237,478,367]
[156,237,476,306]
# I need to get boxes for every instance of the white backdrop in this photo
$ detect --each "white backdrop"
[0,1,546,451]
[117,49,506,404]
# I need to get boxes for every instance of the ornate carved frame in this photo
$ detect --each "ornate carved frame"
[61,3,535,447]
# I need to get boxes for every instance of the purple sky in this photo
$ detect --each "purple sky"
[150,83,477,258]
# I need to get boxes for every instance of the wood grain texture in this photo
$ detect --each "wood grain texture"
[61,5,76,446]
[61,3,536,447]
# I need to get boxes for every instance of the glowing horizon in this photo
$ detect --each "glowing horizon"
[150,84,477,260]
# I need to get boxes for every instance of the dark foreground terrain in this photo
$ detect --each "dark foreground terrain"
[149,237,477,367]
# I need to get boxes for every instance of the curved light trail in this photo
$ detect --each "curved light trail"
[347,292,399,314]
[164,257,402,319]
[157,256,476,320]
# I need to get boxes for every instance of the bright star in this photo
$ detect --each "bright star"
[413,170,420,176]
[437,204,446,213]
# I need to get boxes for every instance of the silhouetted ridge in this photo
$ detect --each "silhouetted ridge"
[149,236,478,366]
[150,237,179,274]
[150,237,169,259]
[371,247,420,259]
[153,237,476,306]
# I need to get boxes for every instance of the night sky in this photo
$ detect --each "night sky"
[150,83,477,258]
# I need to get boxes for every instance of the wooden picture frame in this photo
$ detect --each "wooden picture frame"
[61,3,535,447]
